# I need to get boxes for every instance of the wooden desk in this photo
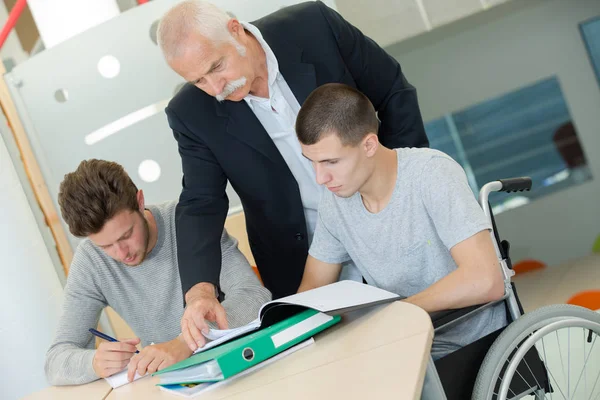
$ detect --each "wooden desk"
[513,254,600,312]
[22,378,112,400]
[107,301,433,400]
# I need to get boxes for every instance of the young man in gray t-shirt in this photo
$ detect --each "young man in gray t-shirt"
[295,83,507,360]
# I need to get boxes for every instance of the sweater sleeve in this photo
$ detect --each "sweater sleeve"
[44,247,107,385]
[217,229,272,328]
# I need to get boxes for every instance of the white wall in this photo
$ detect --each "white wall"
[0,133,64,399]
[27,0,120,49]
[198,0,337,21]
[386,0,600,266]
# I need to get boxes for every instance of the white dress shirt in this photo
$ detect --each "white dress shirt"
[239,23,362,282]
[242,22,323,243]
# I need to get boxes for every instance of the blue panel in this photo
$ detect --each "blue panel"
[424,118,460,163]
[581,16,600,88]
[422,75,592,211]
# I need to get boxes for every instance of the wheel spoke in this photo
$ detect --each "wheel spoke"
[571,333,597,398]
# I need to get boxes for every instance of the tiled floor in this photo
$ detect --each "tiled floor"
[512,253,600,312]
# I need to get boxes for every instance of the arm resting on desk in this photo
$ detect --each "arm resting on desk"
[408,156,505,312]
[297,255,342,293]
[404,230,504,312]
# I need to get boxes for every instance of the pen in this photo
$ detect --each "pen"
[89,328,140,353]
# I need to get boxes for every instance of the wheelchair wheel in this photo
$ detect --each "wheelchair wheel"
[472,304,600,400]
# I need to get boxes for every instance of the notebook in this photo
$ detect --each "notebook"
[105,369,145,389]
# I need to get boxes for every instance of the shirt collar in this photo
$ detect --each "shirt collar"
[241,22,279,105]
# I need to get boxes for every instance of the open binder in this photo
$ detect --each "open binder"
[153,280,400,386]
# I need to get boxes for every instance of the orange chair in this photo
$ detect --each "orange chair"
[512,259,546,275]
[566,290,600,311]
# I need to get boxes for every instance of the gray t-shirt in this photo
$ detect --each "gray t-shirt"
[309,148,507,359]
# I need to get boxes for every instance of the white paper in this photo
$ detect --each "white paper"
[104,368,146,389]
[194,319,261,354]
[202,318,260,341]
[259,280,399,316]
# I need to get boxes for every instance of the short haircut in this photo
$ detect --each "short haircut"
[58,159,139,237]
[296,83,378,146]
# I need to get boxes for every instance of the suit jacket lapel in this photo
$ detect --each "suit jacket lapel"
[261,26,317,106]
[215,24,317,164]
[280,62,316,107]
[216,100,283,163]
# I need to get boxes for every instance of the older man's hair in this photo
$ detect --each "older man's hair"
[296,83,379,146]
[157,1,241,62]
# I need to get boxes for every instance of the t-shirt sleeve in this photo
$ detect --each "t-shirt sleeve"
[420,155,492,250]
[308,197,351,265]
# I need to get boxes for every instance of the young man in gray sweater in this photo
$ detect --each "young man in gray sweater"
[45,159,271,385]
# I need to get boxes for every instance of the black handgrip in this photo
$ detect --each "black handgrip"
[498,177,532,193]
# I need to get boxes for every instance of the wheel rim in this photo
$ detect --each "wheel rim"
[497,317,600,400]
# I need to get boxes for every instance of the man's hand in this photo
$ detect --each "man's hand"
[126,336,192,382]
[92,338,140,378]
[181,282,229,352]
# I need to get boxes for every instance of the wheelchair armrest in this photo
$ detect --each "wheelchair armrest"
[430,296,507,332]
[430,305,482,330]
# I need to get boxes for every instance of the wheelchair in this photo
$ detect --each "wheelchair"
[421,177,600,400]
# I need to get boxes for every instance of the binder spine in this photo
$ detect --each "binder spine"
[218,315,341,378]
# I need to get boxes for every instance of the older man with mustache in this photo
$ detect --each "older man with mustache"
[156,0,430,352]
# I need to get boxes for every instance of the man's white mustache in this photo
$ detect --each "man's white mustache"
[216,77,247,102]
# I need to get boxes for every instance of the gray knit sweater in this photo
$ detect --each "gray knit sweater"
[45,201,271,385]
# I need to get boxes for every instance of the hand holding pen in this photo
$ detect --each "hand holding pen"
[89,328,141,378]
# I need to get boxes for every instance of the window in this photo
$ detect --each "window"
[425,76,592,214]
[580,16,600,88]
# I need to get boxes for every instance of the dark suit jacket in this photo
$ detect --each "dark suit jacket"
[166,1,429,300]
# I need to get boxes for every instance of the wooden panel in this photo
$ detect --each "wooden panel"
[224,212,255,266]
[0,64,73,275]
[3,0,40,53]
[104,307,137,340]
